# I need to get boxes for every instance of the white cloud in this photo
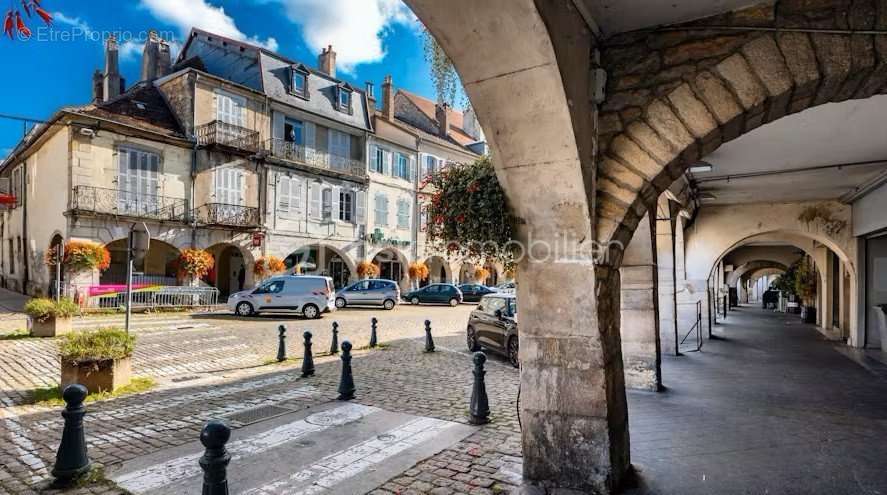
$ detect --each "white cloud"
[53,12,93,34]
[139,0,278,51]
[271,0,418,73]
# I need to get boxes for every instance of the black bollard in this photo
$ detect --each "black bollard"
[51,384,92,485]
[468,352,490,425]
[301,331,315,377]
[276,325,287,362]
[337,340,355,400]
[424,319,435,353]
[369,317,378,348]
[199,420,231,495]
[330,321,339,354]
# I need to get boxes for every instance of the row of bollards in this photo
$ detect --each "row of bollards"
[50,317,490,492]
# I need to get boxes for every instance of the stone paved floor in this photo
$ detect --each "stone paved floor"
[3,305,887,494]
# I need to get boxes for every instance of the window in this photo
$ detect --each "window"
[328,130,351,169]
[255,279,285,294]
[374,193,388,226]
[485,297,506,316]
[339,190,353,222]
[397,198,410,230]
[117,147,160,214]
[419,205,429,233]
[321,187,333,220]
[351,280,370,291]
[422,154,439,179]
[395,153,411,181]
[291,68,308,97]
[370,146,385,174]
[11,166,23,207]
[278,176,303,216]
[215,90,246,127]
[284,118,304,145]
[214,167,244,206]
[338,88,352,112]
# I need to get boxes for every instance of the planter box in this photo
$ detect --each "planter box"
[873,306,887,353]
[60,356,132,394]
[30,316,72,338]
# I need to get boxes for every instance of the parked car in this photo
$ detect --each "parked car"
[336,279,400,310]
[228,275,335,319]
[402,283,463,306]
[457,283,497,302]
[497,281,516,294]
[466,293,519,367]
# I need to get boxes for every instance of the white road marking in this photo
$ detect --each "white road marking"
[243,416,459,495]
[113,403,380,493]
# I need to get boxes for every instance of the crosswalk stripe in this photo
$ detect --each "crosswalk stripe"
[243,416,459,495]
[113,403,380,493]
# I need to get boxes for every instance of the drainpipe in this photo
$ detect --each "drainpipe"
[189,72,199,249]
[671,214,679,355]
[22,165,29,293]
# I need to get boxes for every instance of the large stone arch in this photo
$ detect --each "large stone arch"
[727,260,789,287]
[595,2,887,252]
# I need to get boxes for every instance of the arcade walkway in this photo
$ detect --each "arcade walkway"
[627,306,887,494]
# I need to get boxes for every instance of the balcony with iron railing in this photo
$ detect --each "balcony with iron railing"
[266,138,366,178]
[71,185,189,222]
[196,120,261,153]
[192,203,261,229]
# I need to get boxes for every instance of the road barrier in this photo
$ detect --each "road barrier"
[301,331,315,378]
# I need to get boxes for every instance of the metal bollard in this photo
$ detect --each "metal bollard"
[469,352,490,425]
[369,317,378,348]
[51,384,92,484]
[330,321,339,354]
[199,420,231,495]
[337,340,355,400]
[301,331,315,377]
[424,319,435,353]
[276,325,287,362]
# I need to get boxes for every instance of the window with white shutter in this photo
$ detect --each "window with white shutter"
[216,90,246,127]
[370,146,385,174]
[214,168,244,206]
[329,129,351,169]
[308,182,322,219]
[355,190,366,224]
[374,193,388,227]
[278,176,303,217]
[118,147,161,214]
[397,198,410,229]
[339,189,353,222]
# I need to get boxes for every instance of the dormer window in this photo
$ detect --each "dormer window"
[290,65,309,98]
[337,87,352,113]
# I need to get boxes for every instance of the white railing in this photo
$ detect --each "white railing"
[77,285,220,310]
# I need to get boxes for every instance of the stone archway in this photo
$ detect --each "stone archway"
[101,238,180,285]
[370,247,409,289]
[205,243,254,298]
[423,255,451,285]
[285,244,357,289]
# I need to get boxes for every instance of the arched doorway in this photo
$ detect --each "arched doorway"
[423,256,451,285]
[371,248,408,288]
[101,238,180,285]
[47,234,64,298]
[458,262,475,284]
[284,244,356,289]
[205,244,247,298]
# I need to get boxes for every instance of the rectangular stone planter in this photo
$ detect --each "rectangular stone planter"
[60,356,132,394]
[30,316,72,338]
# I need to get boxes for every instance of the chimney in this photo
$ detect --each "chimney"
[436,103,450,139]
[318,45,336,77]
[103,36,122,101]
[365,82,376,115]
[141,30,172,81]
[381,75,394,121]
[92,70,104,103]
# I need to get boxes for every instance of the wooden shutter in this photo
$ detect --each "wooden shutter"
[356,190,366,224]
[308,182,321,218]
[278,176,291,214]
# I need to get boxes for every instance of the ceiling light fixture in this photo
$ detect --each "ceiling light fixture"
[689,162,713,174]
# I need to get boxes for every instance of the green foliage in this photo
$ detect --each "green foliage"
[28,377,155,407]
[425,156,516,267]
[794,258,817,304]
[59,328,136,363]
[422,28,462,106]
[0,329,30,341]
[23,297,79,322]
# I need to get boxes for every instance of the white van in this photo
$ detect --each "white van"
[227,275,336,318]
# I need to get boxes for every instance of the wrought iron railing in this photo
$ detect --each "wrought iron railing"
[266,138,366,177]
[196,120,261,152]
[678,300,704,355]
[71,185,189,221]
[193,203,260,228]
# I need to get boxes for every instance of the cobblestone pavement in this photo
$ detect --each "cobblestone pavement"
[0,288,28,334]
[0,304,477,406]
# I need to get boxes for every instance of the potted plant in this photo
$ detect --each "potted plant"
[474,266,491,285]
[254,256,286,281]
[59,328,136,394]
[177,248,215,286]
[24,297,79,337]
[357,260,380,279]
[408,261,429,289]
[794,258,818,324]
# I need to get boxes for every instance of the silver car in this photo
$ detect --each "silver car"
[228,275,336,318]
[335,279,400,310]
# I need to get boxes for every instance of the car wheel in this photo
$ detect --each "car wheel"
[302,304,320,319]
[383,299,396,310]
[448,298,459,307]
[235,301,254,316]
[467,326,479,352]
[411,297,420,305]
[335,297,347,309]
[507,336,520,368]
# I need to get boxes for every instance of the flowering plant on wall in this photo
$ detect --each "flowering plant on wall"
[177,249,215,278]
[425,156,516,268]
[48,241,111,275]
[357,261,380,279]
[4,1,54,40]
[254,256,285,279]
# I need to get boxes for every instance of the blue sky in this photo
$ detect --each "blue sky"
[0,0,439,155]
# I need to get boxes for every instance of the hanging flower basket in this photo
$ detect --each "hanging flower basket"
[357,261,380,279]
[48,241,111,276]
[254,256,286,280]
[473,266,490,284]
[177,249,215,279]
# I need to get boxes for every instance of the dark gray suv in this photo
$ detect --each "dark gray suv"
[466,293,518,367]
[335,279,400,310]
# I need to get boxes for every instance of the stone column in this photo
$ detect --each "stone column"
[620,213,662,391]
[656,199,678,356]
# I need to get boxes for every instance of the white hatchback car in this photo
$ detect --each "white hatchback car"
[228,275,336,319]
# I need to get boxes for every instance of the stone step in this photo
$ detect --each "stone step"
[108,402,474,495]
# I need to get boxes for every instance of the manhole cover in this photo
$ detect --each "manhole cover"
[377,434,395,442]
[224,405,295,425]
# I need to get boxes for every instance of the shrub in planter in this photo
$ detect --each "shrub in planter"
[24,297,79,337]
[59,328,136,394]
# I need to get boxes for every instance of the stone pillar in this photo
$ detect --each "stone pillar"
[656,199,678,356]
[620,213,662,391]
